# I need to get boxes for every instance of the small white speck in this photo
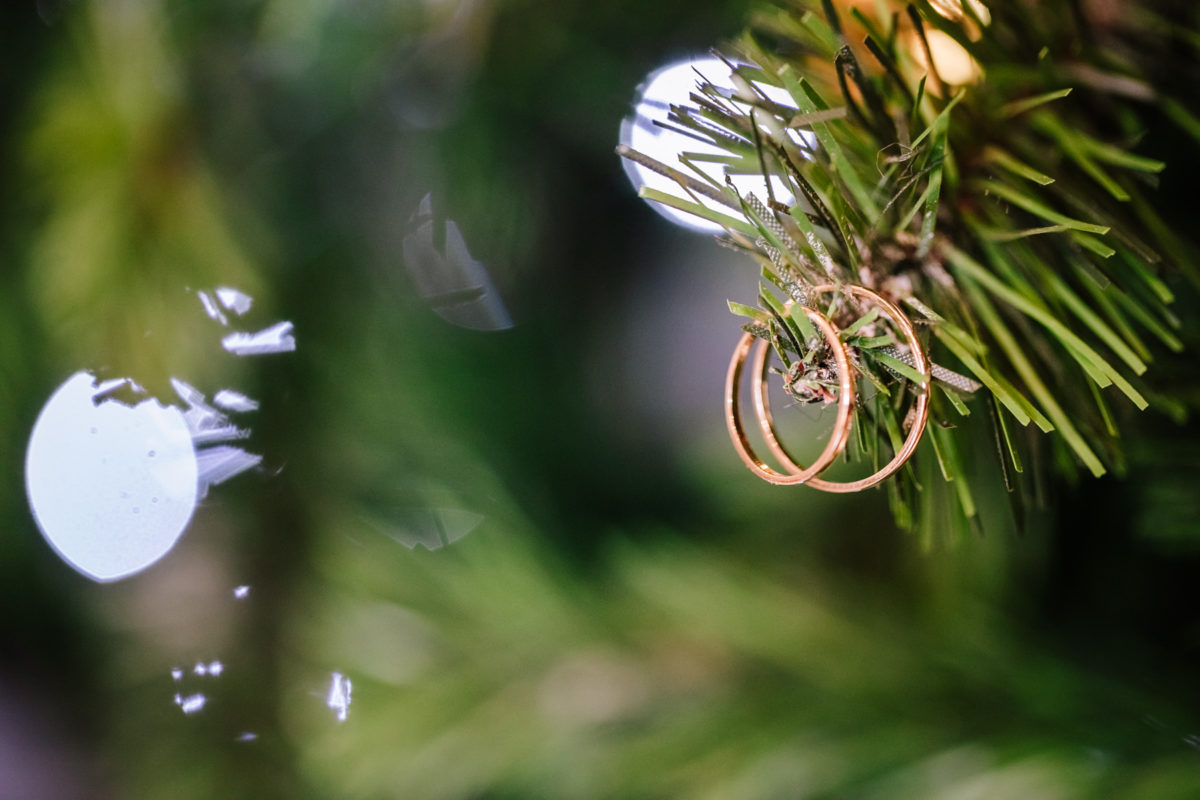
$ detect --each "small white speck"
[170,668,183,681]
[222,322,295,356]
[327,672,352,723]
[215,287,253,316]
[208,660,224,677]
[198,291,229,326]
[213,390,260,413]
[236,732,258,743]
[177,693,206,714]
[234,585,251,599]
[194,662,208,676]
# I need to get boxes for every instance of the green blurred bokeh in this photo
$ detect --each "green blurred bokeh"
[2,2,1200,798]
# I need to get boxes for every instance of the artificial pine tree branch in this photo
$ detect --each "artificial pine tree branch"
[620,0,1200,538]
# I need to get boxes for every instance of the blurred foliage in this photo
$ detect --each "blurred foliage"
[1,1,1199,799]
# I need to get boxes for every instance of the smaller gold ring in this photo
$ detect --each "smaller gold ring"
[725,304,855,485]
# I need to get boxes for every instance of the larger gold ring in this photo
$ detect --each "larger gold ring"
[725,303,855,485]
[754,285,930,493]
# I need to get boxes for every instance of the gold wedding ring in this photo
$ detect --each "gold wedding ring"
[725,285,930,491]
[725,303,855,485]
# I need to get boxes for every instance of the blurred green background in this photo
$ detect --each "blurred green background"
[2,1,1200,798]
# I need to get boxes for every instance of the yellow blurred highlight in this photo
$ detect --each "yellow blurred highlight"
[911,28,983,87]
[928,0,991,27]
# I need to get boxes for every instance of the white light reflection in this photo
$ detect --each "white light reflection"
[233,585,251,600]
[213,389,259,413]
[175,693,207,715]
[170,668,184,681]
[198,286,253,325]
[215,286,253,316]
[198,290,228,326]
[619,55,807,234]
[236,732,258,743]
[25,372,199,582]
[221,321,296,356]
[170,378,251,444]
[326,672,352,723]
[386,507,484,551]
[402,194,515,331]
[192,660,223,677]
[27,286,284,582]
[169,377,262,496]
[194,446,264,496]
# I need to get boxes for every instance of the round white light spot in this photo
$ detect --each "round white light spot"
[619,55,801,234]
[25,372,199,582]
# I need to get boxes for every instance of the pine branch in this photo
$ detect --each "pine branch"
[620,0,1200,538]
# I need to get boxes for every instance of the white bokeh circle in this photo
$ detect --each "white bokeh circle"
[619,55,802,233]
[25,372,199,582]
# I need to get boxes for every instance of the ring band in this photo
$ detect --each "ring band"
[725,303,855,485]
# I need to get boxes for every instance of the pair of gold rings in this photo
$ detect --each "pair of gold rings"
[725,285,930,492]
